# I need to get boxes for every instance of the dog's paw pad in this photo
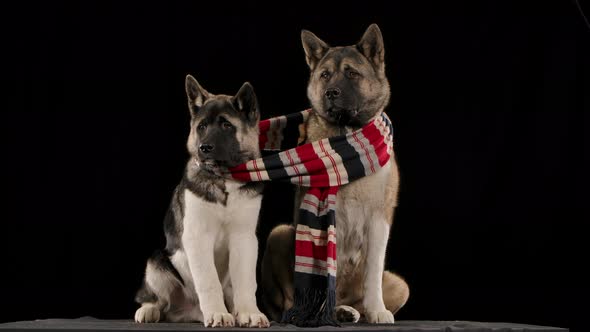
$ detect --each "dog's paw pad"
[236,312,270,328]
[135,304,161,323]
[204,312,235,328]
[335,305,360,323]
[365,310,394,324]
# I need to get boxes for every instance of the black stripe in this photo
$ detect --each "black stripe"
[280,111,306,150]
[259,111,307,180]
[293,272,336,290]
[297,208,336,231]
[328,133,366,184]
[261,150,290,180]
[382,112,394,138]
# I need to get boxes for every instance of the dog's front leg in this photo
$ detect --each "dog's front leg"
[228,223,270,328]
[184,225,234,327]
[363,218,395,324]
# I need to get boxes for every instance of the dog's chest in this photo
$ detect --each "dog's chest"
[334,161,394,269]
[182,181,261,231]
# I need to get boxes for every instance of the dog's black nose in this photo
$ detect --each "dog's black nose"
[199,144,214,153]
[325,88,341,100]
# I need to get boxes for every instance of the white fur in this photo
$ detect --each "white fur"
[336,161,395,323]
[181,180,269,328]
[363,220,393,323]
[135,303,161,323]
[335,305,361,323]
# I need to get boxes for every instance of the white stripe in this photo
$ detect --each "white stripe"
[245,159,270,181]
[296,233,327,246]
[326,194,338,212]
[327,257,337,276]
[266,115,288,150]
[279,149,309,187]
[291,174,311,186]
[295,224,332,246]
[376,115,394,155]
[294,256,337,277]
[311,139,342,187]
[300,193,330,216]
[296,224,328,236]
[295,256,336,276]
[294,261,328,276]
[325,139,349,185]
[276,116,287,149]
[348,128,380,175]
[296,256,327,267]
[265,117,277,150]
[288,150,310,185]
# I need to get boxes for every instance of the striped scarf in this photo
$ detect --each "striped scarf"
[229,109,394,327]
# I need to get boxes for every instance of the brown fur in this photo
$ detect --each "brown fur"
[261,24,409,323]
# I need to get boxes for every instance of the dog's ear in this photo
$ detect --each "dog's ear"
[301,30,330,70]
[233,82,259,125]
[185,74,209,115]
[357,24,385,73]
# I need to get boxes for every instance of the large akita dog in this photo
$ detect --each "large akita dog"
[135,75,270,328]
[261,24,409,324]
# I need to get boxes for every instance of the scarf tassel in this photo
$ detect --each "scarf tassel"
[281,288,340,327]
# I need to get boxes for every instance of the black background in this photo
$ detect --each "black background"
[2,1,588,331]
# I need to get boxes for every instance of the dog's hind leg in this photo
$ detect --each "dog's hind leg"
[382,270,409,315]
[336,271,408,323]
[135,250,185,323]
[261,224,295,322]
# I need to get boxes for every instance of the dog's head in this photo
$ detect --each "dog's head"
[185,75,260,171]
[302,24,390,127]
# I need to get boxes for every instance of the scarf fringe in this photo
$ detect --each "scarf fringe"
[281,288,340,327]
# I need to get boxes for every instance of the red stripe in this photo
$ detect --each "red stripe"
[295,240,327,260]
[361,122,390,167]
[327,240,337,265]
[372,119,391,167]
[295,240,337,261]
[259,119,271,132]
[228,163,252,182]
[375,141,390,167]
[294,142,326,187]
[258,119,271,149]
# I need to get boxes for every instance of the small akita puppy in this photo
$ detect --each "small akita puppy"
[262,24,409,324]
[135,75,270,328]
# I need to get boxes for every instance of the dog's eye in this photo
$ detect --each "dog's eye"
[222,121,234,129]
[197,123,207,131]
[347,71,360,79]
[320,71,331,80]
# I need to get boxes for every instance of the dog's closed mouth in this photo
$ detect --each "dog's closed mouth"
[327,106,359,116]
[195,159,224,173]
[327,107,360,125]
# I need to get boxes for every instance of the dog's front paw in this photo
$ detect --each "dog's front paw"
[235,311,270,328]
[204,312,235,327]
[365,310,394,324]
[135,304,161,323]
[335,305,360,323]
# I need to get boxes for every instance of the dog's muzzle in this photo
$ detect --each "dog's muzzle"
[326,107,359,125]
